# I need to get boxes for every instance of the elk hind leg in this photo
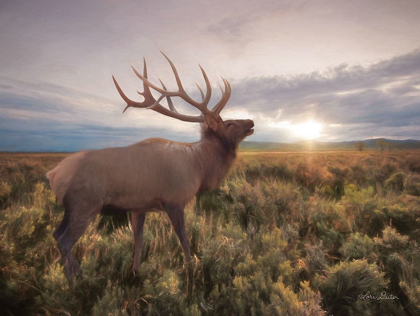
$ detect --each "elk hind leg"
[57,201,100,282]
[132,212,146,272]
[53,213,69,241]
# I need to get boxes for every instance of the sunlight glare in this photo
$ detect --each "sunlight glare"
[292,121,323,140]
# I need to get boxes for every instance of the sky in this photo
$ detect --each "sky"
[1,0,420,151]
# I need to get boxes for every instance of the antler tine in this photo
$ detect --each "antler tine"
[196,83,205,101]
[197,64,212,106]
[159,79,178,113]
[160,51,184,93]
[137,58,155,102]
[143,57,148,78]
[212,77,231,115]
[112,76,142,113]
[131,65,172,96]
[112,59,153,114]
[160,52,212,112]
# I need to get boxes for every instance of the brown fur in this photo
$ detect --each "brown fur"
[47,117,254,282]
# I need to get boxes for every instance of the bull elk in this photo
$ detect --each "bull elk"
[47,53,254,282]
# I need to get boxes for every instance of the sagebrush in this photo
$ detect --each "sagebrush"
[1,151,420,315]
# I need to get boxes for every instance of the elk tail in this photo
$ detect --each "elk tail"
[46,169,56,191]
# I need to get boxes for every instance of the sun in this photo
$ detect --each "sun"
[292,121,323,140]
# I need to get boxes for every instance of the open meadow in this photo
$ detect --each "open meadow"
[1,151,420,315]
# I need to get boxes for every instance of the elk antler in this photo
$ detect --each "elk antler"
[112,52,231,123]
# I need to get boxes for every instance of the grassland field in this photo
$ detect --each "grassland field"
[1,150,420,315]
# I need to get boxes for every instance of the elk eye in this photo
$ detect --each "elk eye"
[227,123,233,127]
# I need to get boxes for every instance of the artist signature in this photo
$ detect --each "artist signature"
[358,291,399,301]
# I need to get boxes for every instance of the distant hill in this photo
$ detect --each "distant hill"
[239,138,420,152]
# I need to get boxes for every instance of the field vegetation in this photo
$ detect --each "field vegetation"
[1,151,420,315]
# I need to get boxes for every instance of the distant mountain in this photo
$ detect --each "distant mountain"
[239,138,420,152]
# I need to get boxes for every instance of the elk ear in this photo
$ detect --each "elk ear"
[205,115,219,132]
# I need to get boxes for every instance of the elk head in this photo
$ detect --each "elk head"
[112,52,254,151]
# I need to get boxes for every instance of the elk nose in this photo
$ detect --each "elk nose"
[248,120,254,128]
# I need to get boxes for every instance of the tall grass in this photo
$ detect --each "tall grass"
[1,151,420,315]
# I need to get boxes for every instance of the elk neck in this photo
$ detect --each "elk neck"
[194,129,237,194]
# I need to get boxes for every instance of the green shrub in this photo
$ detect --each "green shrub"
[308,201,351,251]
[350,164,369,187]
[406,174,420,196]
[264,280,325,316]
[375,163,397,184]
[342,185,387,237]
[384,202,420,238]
[407,157,420,173]
[325,166,349,199]
[229,179,265,235]
[319,260,388,316]
[0,181,12,205]
[385,171,406,193]
[263,163,294,182]
[339,233,376,262]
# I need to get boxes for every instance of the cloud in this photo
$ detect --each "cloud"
[0,77,202,151]
[207,14,257,46]
[230,49,420,141]
[206,1,304,48]
[1,48,420,151]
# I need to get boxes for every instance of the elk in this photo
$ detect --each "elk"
[46,53,254,282]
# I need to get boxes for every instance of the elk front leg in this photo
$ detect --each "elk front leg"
[165,205,191,264]
[132,212,146,272]
[166,204,194,297]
